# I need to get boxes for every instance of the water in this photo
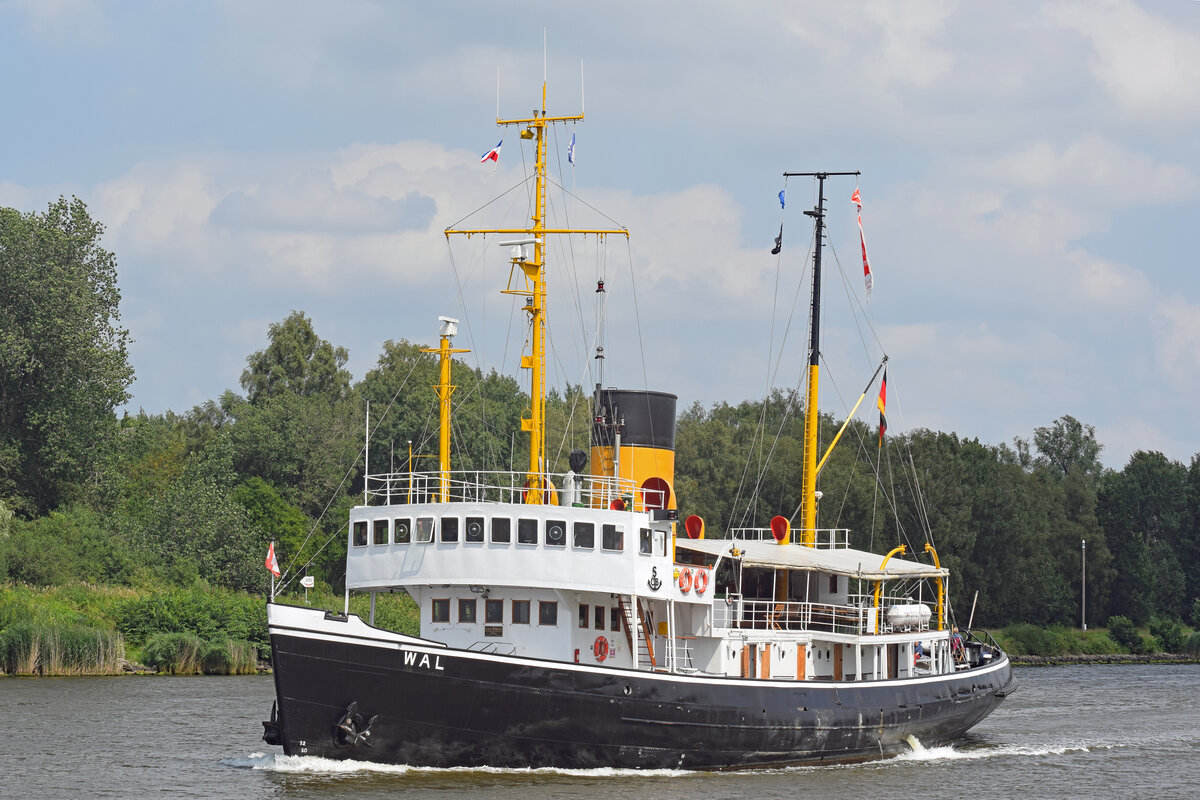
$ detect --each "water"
[2,664,1197,799]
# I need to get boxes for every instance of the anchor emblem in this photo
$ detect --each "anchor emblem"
[647,566,662,591]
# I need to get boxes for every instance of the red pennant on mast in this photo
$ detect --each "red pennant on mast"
[265,541,281,577]
[853,187,873,296]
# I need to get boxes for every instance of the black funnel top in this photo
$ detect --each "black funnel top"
[591,389,677,451]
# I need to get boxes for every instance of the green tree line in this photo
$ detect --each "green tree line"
[2,198,1199,637]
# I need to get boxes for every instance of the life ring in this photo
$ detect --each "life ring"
[678,567,693,593]
[593,635,609,662]
[693,569,709,595]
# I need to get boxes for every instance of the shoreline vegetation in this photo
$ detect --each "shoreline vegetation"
[0,581,416,677]
[2,581,1196,677]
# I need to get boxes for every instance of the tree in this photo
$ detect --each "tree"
[241,311,350,404]
[1032,415,1103,478]
[0,198,133,515]
[1099,451,1188,622]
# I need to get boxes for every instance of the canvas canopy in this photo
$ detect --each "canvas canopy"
[676,538,946,580]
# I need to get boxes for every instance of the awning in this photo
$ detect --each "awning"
[676,538,946,580]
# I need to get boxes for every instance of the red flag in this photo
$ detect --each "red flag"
[853,188,873,296]
[265,542,281,577]
[877,369,888,447]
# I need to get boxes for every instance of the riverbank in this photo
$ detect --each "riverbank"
[1012,652,1200,667]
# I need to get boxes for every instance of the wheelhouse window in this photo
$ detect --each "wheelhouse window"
[415,517,435,543]
[517,518,538,545]
[594,606,605,629]
[610,607,621,632]
[639,528,653,555]
[466,517,485,543]
[573,522,595,549]
[485,599,504,623]
[373,519,389,545]
[512,600,530,624]
[539,601,558,626]
[578,604,589,628]
[654,529,666,556]
[393,518,411,544]
[458,598,476,623]
[602,524,624,551]
[431,599,450,623]
[352,521,368,547]
[546,520,566,547]
[440,517,459,543]
[491,517,511,544]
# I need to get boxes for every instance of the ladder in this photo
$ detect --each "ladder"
[618,596,656,669]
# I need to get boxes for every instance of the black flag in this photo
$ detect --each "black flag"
[771,224,783,255]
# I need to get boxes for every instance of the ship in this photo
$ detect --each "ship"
[261,78,1016,770]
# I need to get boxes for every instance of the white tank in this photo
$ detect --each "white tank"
[887,603,932,630]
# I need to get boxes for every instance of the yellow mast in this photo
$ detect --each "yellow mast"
[782,171,859,545]
[421,317,469,502]
[446,81,627,502]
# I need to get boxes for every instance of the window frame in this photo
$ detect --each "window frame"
[393,517,411,544]
[431,598,450,623]
[352,521,368,547]
[601,524,624,552]
[491,517,512,545]
[414,516,435,543]
[539,600,558,626]
[511,599,531,625]
[545,519,567,548]
[458,598,476,623]
[440,516,460,543]
[573,521,595,549]
[466,516,485,543]
[517,518,538,546]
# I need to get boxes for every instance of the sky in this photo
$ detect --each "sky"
[2,0,1198,470]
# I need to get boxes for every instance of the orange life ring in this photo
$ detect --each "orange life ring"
[694,569,709,595]
[678,567,693,593]
[593,635,609,662]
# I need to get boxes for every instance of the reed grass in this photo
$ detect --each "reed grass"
[0,621,125,675]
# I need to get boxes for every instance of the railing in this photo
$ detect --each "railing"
[714,597,875,635]
[729,527,851,549]
[364,470,661,509]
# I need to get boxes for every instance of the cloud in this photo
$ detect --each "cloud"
[1048,0,1200,123]
[7,0,108,43]
[1154,296,1200,391]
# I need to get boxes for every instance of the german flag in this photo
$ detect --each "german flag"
[877,369,888,447]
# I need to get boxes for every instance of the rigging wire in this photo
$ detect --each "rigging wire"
[275,355,424,593]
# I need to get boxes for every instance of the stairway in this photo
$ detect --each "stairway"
[618,596,656,669]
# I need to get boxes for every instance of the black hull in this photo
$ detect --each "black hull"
[266,605,1015,770]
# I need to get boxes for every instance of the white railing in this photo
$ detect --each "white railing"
[729,527,851,549]
[714,597,877,635]
[364,469,664,510]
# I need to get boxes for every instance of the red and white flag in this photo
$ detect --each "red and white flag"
[853,188,873,297]
[480,139,502,163]
[265,542,281,577]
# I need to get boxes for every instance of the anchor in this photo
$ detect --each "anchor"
[647,566,662,591]
[334,701,379,747]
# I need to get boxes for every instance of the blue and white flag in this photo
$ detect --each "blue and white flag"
[778,189,785,209]
[568,132,576,165]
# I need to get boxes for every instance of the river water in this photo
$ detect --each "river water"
[3,664,1196,799]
